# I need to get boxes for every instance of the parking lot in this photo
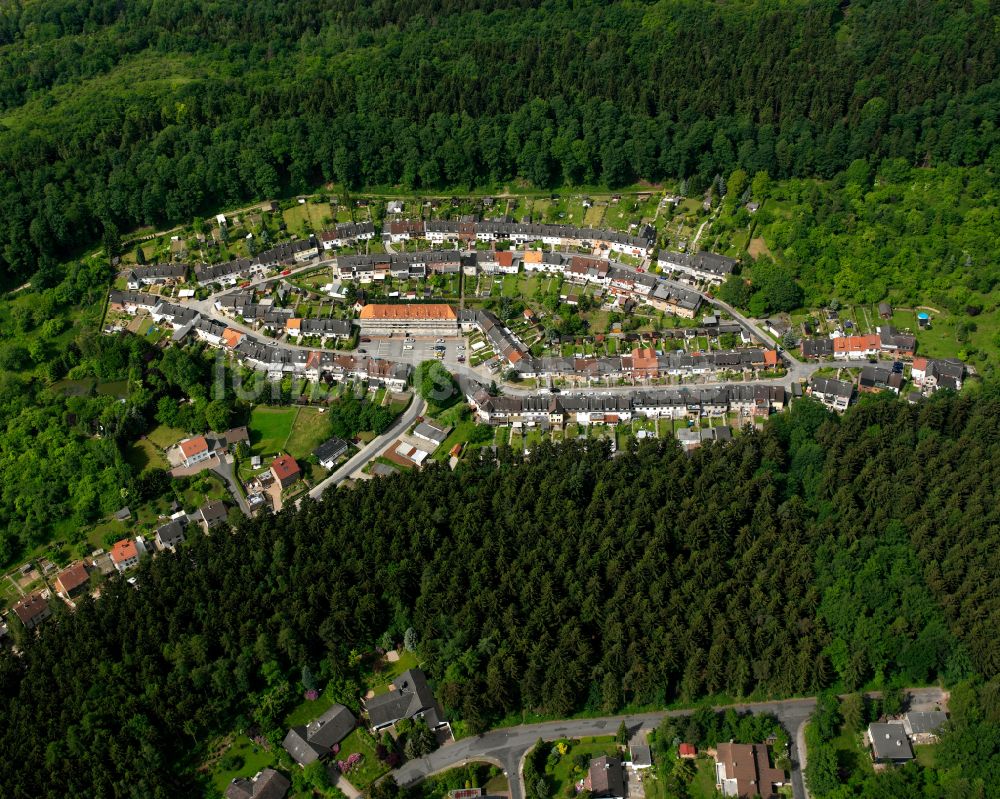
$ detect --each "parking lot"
[365,334,468,364]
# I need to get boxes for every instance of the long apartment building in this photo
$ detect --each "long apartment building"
[338,250,464,281]
[469,385,786,425]
[356,303,460,336]
[193,237,320,285]
[388,219,656,257]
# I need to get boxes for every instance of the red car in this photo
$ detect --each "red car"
[280,269,291,276]
[238,281,251,288]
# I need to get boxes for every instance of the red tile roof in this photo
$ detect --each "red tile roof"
[110,538,139,564]
[496,251,514,267]
[271,454,301,481]
[359,303,457,321]
[679,743,697,757]
[179,436,209,459]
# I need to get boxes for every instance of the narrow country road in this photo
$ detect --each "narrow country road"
[305,396,426,501]
[393,698,818,799]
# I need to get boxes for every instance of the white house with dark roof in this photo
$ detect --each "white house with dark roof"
[364,668,448,733]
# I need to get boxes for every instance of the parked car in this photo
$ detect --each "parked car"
[280,269,291,276]
[358,348,367,353]
[360,337,371,342]
[403,345,413,351]
[436,338,445,343]
[457,356,465,363]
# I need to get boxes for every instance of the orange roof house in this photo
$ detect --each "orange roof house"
[523,250,543,264]
[764,350,779,367]
[270,454,301,488]
[222,328,244,348]
[179,436,211,466]
[110,538,139,566]
[631,347,658,376]
[358,304,457,321]
[496,251,514,268]
[286,318,302,332]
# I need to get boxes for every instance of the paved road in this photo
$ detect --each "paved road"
[305,396,426,500]
[393,698,817,799]
[210,455,251,515]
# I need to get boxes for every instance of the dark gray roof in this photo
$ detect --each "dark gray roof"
[282,704,356,766]
[413,421,450,445]
[904,711,947,735]
[365,668,444,729]
[199,500,228,525]
[629,744,652,767]
[155,519,186,547]
[314,437,349,463]
[869,723,913,761]
[589,756,626,799]
[225,768,291,799]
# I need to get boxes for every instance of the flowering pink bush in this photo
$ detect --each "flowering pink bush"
[332,743,340,754]
[304,689,319,701]
[337,753,364,773]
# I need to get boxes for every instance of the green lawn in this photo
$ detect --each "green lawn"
[546,737,622,795]
[125,438,168,471]
[336,728,389,789]
[146,424,187,450]
[367,649,420,696]
[688,756,719,799]
[914,743,939,768]
[248,406,298,455]
[828,726,872,780]
[284,684,337,728]
[207,735,281,797]
[283,407,330,461]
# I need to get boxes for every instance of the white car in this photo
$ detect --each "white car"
[403,344,413,351]
[457,345,466,351]
[436,338,445,343]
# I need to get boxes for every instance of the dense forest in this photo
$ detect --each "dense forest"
[4,390,1000,796]
[0,0,998,285]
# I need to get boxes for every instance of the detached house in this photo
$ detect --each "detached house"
[364,668,448,733]
[54,562,91,600]
[12,592,52,630]
[154,519,187,552]
[715,742,786,799]
[586,756,626,799]
[225,768,291,799]
[110,537,147,572]
[283,704,356,767]
[270,455,301,489]
[179,436,212,467]
[867,723,913,765]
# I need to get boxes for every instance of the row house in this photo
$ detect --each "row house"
[832,333,882,360]
[656,251,738,285]
[476,250,518,275]
[297,318,353,340]
[193,237,318,285]
[125,263,188,289]
[910,358,964,391]
[108,290,159,315]
[386,220,425,242]
[522,250,565,273]
[319,221,375,249]
[646,281,703,318]
[808,376,854,411]
[566,256,611,286]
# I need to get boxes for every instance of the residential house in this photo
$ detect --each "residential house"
[12,592,52,630]
[225,768,291,799]
[110,537,147,572]
[108,290,159,315]
[126,263,188,289]
[270,455,301,489]
[832,333,882,360]
[225,427,250,449]
[364,668,448,732]
[867,723,913,764]
[196,500,229,532]
[314,437,349,469]
[678,743,697,759]
[808,377,854,411]
[715,742,786,799]
[657,251,738,285]
[283,704,356,767]
[878,326,916,357]
[902,712,947,743]
[858,364,903,394]
[179,436,213,467]
[800,338,834,359]
[155,519,187,552]
[911,358,965,392]
[586,756,626,799]
[878,301,892,319]
[54,562,91,600]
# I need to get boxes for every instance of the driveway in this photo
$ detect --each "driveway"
[392,698,817,799]
[209,454,251,515]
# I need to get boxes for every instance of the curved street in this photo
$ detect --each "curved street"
[392,698,817,799]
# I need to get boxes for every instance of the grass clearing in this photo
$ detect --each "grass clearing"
[248,406,298,455]
[207,735,281,796]
[688,756,719,799]
[283,407,329,460]
[367,649,420,696]
[146,424,187,450]
[125,438,168,471]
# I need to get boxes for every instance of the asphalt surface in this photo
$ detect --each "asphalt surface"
[305,396,427,501]
[393,698,817,799]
